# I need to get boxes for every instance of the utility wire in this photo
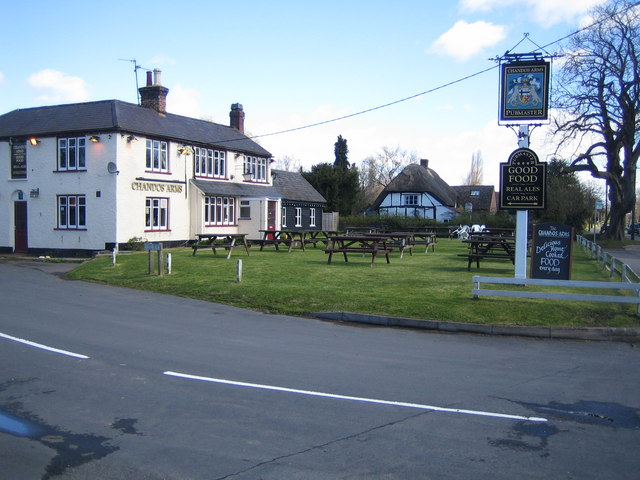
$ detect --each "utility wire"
[218,1,640,146]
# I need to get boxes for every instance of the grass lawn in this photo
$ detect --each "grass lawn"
[65,239,640,328]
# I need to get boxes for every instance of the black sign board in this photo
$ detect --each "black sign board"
[499,148,546,210]
[530,223,574,280]
[11,140,27,179]
[500,60,550,121]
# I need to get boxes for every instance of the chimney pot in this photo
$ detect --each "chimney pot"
[420,159,429,169]
[139,68,169,114]
[230,103,245,134]
[153,68,162,86]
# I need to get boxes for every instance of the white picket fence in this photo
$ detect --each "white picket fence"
[472,235,640,315]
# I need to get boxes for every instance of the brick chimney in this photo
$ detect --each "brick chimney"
[139,69,169,114]
[420,159,429,169]
[230,103,245,133]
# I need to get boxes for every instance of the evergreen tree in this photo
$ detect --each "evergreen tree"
[303,136,360,215]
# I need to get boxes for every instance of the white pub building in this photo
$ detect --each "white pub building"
[0,70,283,255]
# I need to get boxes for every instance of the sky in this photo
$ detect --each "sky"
[0,0,606,188]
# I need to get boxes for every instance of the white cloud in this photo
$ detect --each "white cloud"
[527,0,605,28]
[430,20,507,61]
[27,69,90,104]
[166,84,205,118]
[0,72,5,83]
[460,0,516,12]
[459,0,606,28]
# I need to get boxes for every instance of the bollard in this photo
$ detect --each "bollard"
[112,248,117,266]
[166,252,172,275]
[236,259,243,282]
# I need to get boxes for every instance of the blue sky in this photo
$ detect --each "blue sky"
[0,0,605,187]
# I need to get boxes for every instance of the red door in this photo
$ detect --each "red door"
[266,201,277,239]
[14,201,28,253]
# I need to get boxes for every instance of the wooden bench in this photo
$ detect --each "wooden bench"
[191,234,250,260]
[324,235,393,266]
[325,248,392,265]
[458,252,514,270]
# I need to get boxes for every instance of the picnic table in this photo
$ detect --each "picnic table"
[255,230,299,252]
[255,230,339,252]
[299,230,339,249]
[344,226,380,235]
[412,232,437,253]
[191,233,251,259]
[365,232,415,259]
[324,235,392,266]
[459,235,516,270]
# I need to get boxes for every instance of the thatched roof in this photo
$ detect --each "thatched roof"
[370,163,459,209]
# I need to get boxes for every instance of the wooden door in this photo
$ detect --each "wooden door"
[14,201,28,253]
[267,201,277,231]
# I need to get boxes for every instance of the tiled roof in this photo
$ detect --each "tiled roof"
[192,179,281,198]
[272,169,326,203]
[0,100,271,157]
[451,185,496,211]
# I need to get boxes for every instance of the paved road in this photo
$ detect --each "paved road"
[1,261,639,479]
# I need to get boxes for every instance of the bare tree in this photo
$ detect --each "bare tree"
[463,150,484,185]
[359,146,417,208]
[273,155,302,172]
[553,0,640,240]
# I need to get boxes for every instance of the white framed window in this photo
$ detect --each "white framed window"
[295,207,302,227]
[404,194,419,205]
[145,197,169,230]
[243,156,268,182]
[240,200,251,219]
[57,195,86,229]
[471,190,481,196]
[194,147,226,178]
[281,206,287,227]
[204,196,236,226]
[58,137,86,171]
[146,139,169,173]
[310,208,316,227]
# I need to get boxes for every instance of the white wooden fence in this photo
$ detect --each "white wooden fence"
[472,235,640,316]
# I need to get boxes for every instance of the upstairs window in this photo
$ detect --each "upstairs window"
[404,194,419,206]
[146,139,169,173]
[194,147,226,179]
[243,156,268,182]
[471,190,481,196]
[58,138,86,171]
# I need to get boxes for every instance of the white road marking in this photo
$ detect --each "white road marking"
[0,332,89,359]
[164,371,547,423]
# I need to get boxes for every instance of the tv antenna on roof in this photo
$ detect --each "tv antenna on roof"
[118,58,149,105]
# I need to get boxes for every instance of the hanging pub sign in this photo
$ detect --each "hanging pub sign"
[11,140,27,179]
[530,223,574,280]
[499,147,546,210]
[500,60,550,121]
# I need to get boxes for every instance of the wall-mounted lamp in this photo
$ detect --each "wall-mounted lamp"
[29,137,40,146]
[30,188,39,198]
[127,135,138,143]
[89,135,100,143]
[177,146,192,155]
